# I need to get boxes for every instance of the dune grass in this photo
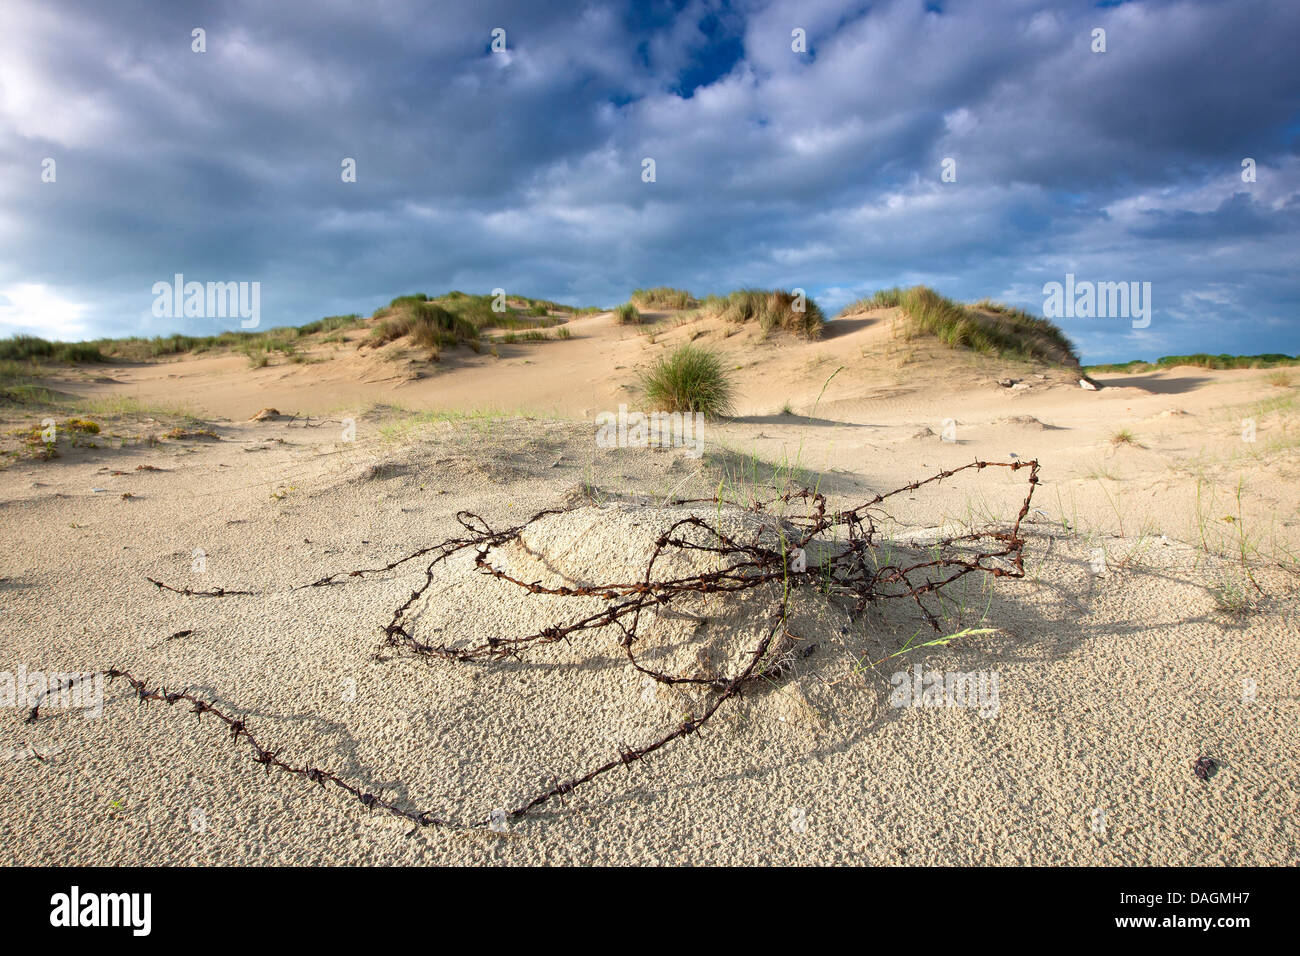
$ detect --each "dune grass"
[631,287,698,310]
[0,356,66,406]
[842,288,905,311]
[639,343,735,418]
[614,303,642,325]
[0,335,106,363]
[0,383,60,407]
[496,329,553,345]
[296,314,362,335]
[364,295,480,351]
[709,289,825,340]
[841,285,1078,365]
[1085,353,1300,374]
[0,292,589,368]
[0,358,39,382]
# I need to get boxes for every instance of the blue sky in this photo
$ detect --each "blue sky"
[1,0,1297,363]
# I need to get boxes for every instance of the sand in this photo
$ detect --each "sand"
[2,306,1297,864]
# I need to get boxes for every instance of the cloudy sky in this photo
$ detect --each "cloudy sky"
[2,0,1297,363]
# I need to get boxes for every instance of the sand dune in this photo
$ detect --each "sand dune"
[2,307,1297,864]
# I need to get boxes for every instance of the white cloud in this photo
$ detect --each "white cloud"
[0,283,92,339]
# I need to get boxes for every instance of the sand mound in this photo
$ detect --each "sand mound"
[473,503,847,682]
[496,503,798,584]
[377,504,857,697]
[995,415,1051,429]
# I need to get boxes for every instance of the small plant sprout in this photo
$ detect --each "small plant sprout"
[848,625,998,682]
[1209,578,1252,616]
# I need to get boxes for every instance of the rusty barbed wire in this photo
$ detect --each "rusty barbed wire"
[60,458,1038,832]
[145,577,256,597]
[283,414,347,429]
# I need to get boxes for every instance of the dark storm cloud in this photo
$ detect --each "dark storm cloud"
[1,0,1298,361]
[1129,192,1290,240]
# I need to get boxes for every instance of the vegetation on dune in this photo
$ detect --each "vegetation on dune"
[358,292,599,354]
[12,280,1295,377]
[0,356,63,407]
[639,343,736,418]
[239,327,314,368]
[840,285,1079,365]
[497,329,553,345]
[631,287,698,310]
[296,314,362,335]
[843,288,905,311]
[0,335,106,364]
[707,289,826,340]
[0,327,320,365]
[845,286,1294,372]
[364,295,480,351]
[0,396,217,464]
[0,356,69,406]
[365,293,590,354]
[0,291,590,370]
[1085,353,1300,374]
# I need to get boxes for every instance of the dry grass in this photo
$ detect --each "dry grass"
[363,296,479,351]
[631,287,697,310]
[841,286,1078,365]
[707,289,825,340]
